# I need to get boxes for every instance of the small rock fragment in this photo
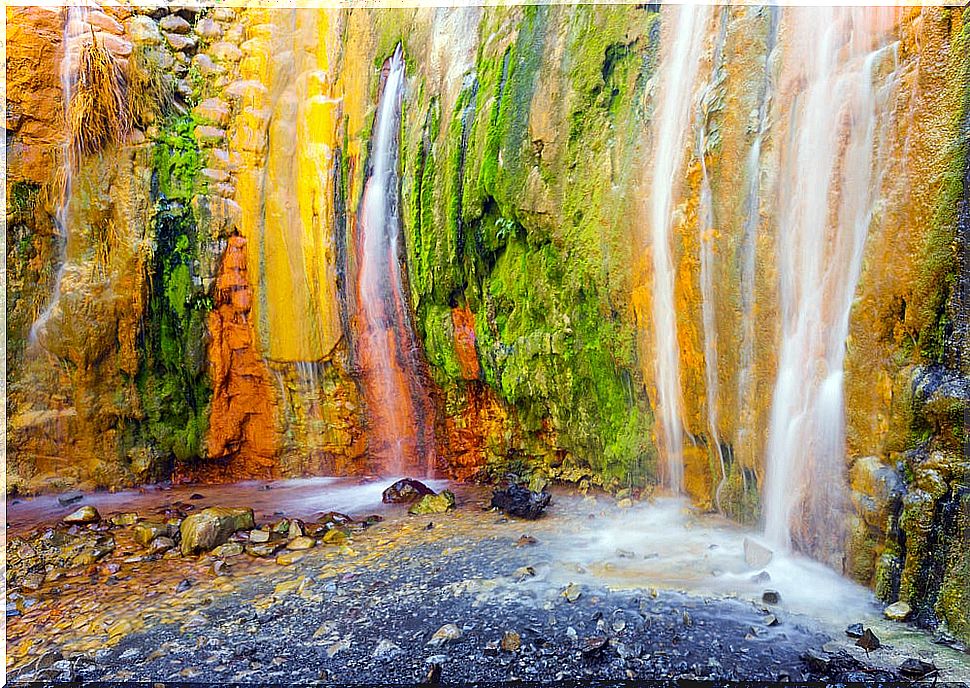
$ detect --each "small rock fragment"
[513,566,536,581]
[110,512,139,527]
[581,635,608,658]
[425,661,442,684]
[500,630,521,652]
[855,628,880,654]
[211,542,243,557]
[64,506,100,524]
[845,623,865,638]
[409,491,456,515]
[491,483,552,519]
[148,536,175,554]
[883,601,911,621]
[515,534,538,547]
[159,14,191,33]
[275,551,304,566]
[180,507,254,555]
[322,529,348,545]
[175,579,193,593]
[562,582,582,603]
[246,542,284,558]
[383,478,436,504]
[427,623,462,647]
[287,536,315,551]
[58,492,84,506]
[762,589,781,605]
[744,537,773,568]
[750,570,771,584]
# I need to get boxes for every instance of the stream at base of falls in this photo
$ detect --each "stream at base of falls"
[6,479,969,683]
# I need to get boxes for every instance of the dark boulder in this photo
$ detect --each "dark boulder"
[899,658,936,679]
[491,483,551,520]
[382,479,435,504]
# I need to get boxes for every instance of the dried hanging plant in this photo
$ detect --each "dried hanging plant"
[67,30,130,161]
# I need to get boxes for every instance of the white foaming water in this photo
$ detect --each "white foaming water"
[647,4,712,492]
[538,495,970,680]
[763,9,901,555]
[29,4,89,347]
[542,497,876,622]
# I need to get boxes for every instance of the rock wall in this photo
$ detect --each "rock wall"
[5,3,968,639]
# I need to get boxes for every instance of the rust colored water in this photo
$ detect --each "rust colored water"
[355,46,436,477]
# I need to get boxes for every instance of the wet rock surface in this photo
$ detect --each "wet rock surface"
[491,483,552,519]
[382,478,436,504]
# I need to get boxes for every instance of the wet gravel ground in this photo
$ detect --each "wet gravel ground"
[7,483,969,685]
[8,520,919,684]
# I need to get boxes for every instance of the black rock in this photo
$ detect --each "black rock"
[57,492,83,506]
[855,628,880,654]
[382,479,435,504]
[899,658,936,679]
[491,484,552,520]
[581,635,609,659]
[317,511,355,527]
[845,623,864,638]
[801,648,830,672]
[176,579,193,593]
[761,590,781,605]
[424,662,442,684]
[189,493,204,500]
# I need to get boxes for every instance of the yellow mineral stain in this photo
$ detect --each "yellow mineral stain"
[231,8,343,362]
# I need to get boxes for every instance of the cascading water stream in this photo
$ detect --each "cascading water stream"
[28,4,89,347]
[763,8,902,557]
[735,8,778,481]
[356,46,436,476]
[696,10,728,512]
[648,4,712,493]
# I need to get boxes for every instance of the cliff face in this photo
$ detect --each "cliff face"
[5,4,969,638]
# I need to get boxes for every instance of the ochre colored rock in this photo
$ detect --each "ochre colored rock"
[286,536,316,551]
[409,491,456,515]
[202,236,279,480]
[64,506,100,524]
[132,522,171,547]
[180,507,255,555]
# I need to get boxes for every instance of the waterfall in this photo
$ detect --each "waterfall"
[697,10,728,511]
[28,4,89,347]
[356,46,435,476]
[763,8,901,556]
[648,4,712,493]
[735,8,778,480]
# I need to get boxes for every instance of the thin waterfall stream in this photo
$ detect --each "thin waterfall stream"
[356,46,436,477]
[762,9,904,558]
[28,4,89,347]
[647,4,712,493]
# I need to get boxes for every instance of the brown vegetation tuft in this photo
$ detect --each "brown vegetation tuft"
[67,36,130,162]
